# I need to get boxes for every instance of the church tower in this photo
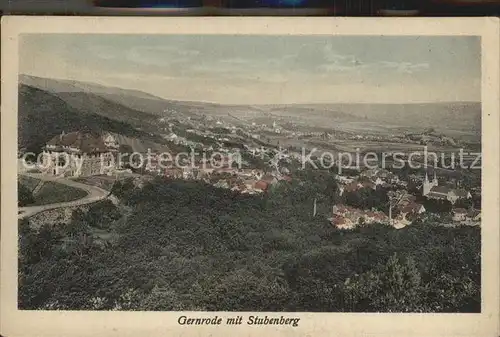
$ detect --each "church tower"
[423,171,432,196]
[432,171,438,187]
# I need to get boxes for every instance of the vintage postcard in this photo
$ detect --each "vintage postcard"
[1,16,499,337]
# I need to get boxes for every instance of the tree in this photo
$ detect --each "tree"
[423,198,452,213]
[18,177,480,313]
[66,209,90,238]
[18,182,35,206]
[454,198,473,210]
[111,178,135,199]
[342,254,424,312]
[372,254,423,312]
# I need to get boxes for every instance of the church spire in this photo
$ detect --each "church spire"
[423,170,431,196]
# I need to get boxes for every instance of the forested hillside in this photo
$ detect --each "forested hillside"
[18,173,480,312]
[18,84,172,154]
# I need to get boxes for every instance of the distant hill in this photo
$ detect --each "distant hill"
[268,102,481,132]
[19,75,481,134]
[20,74,212,118]
[19,74,164,101]
[18,84,169,153]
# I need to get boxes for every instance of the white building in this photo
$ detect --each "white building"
[41,131,117,177]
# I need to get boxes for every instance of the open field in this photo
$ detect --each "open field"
[267,135,469,155]
[30,181,88,206]
[19,175,40,192]
[74,175,117,192]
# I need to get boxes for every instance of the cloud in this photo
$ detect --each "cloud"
[323,45,357,64]
[319,44,366,73]
[82,39,432,87]
[89,44,200,67]
[379,61,430,74]
[320,44,429,75]
[183,54,303,83]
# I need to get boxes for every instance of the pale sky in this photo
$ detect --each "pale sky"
[19,34,481,104]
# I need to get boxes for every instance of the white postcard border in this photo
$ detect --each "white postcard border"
[1,16,499,337]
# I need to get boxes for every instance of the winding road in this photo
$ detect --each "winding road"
[18,173,111,220]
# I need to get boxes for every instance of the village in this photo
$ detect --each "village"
[21,129,482,232]
[330,168,480,230]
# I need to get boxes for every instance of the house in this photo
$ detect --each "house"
[332,204,354,217]
[331,204,389,228]
[330,215,355,230]
[241,179,264,195]
[335,175,355,184]
[364,210,389,223]
[422,171,472,204]
[243,179,258,190]
[465,209,481,222]
[214,180,230,189]
[391,213,412,229]
[426,186,472,204]
[102,132,119,150]
[399,201,425,216]
[452,208,468,222]
[41,131,117,177]
[254,180,269,192]
[237,168,264,180]
[164,167,183,179]
[341,180,376,194]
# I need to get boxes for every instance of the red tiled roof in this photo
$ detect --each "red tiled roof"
[254,180,269,191]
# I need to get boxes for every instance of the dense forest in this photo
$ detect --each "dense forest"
[18,84,180,154]
[18,172,480,312]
